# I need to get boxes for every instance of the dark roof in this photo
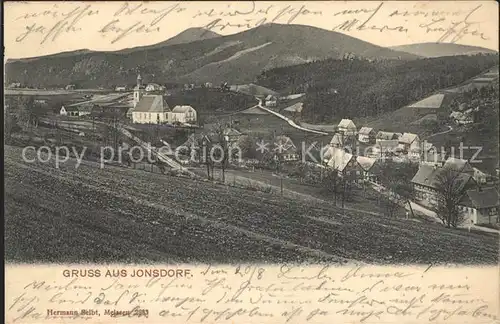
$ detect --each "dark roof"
[376,131,398,140]
[134,95,169,113]
[461,187,499,209]
[411,164,474,191]
[358,127,374,135]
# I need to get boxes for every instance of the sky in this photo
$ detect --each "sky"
[4,1,499,59]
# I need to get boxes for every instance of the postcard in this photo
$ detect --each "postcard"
[4,1,499,323]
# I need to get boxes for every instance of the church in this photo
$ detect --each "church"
[130,74,197,125]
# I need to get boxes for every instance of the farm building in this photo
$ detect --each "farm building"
[132,95,170,124]
[171,105,197,124]
[65,84,76,90]
[337,119,357,135]
[458,187,499,225]
[358,127,376,143]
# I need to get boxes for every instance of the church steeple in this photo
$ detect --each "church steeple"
[133,73,145,108]
[137,73,142,88]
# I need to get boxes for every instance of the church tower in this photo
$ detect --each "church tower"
[133,73,145,108]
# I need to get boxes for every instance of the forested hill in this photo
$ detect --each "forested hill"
[255,54,499,123]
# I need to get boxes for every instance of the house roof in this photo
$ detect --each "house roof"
[265,95,276,100]
[134,95,170,113]
[324,147,354,171]
[62,105,78,112]
[358,127,374,135]
[443,157,473,173]
[356,156,377,171]
[338,119,356,129]
[376,131,397,140]
[411,164,474,190]
[399,133,419,144]
[172,105,194,113]
[461,187,499,209]
[329,133,344,146]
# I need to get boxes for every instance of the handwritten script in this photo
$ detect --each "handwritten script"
[6,265,498,323]
[11,1,492,46]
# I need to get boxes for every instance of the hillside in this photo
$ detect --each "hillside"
[5,24,418,88]
[391,43,498,58]
[255,54,499,122]
[5,145,497,264]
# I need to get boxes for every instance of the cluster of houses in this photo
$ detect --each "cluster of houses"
[320,118,499,225]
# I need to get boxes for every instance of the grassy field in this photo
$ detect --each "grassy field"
[5,145,498,265]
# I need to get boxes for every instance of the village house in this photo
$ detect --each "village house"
[171,105,197,124]
[356,156,379,183]
[367,140,401,159]
[458,187,499,225]
[223,128,243,144]
[324,147,358,176]
[357,127,376,143]
[204,82,213,88]
[132,95,171,124]
[60,104,92,117]
[472,167,489,184]
[115,86,127,92]
[411,161,477,207]
[146,83,165,92]
[398,133,420,159]
[450,110,474,125]
[337,119,357,136]
[376,131,399,142]
[265,95,278,107]
[8,82,22,88]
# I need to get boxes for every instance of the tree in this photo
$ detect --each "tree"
[321,167,339,205]
[15,96,41,129]
[211,122,230,183]
[435,168,467,228]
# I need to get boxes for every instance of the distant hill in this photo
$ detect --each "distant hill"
[255,54,499,123]
[391,43,498,58]
[5,24,419,88]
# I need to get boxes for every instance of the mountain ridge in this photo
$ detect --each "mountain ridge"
[391,42,498,58]
[5,23,419,87]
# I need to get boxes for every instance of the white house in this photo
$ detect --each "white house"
[273,135,299,162]
[458,187,499,225]
[323,147,356,175]
[146,83,164,92]
[132,95,170,124]
[115,86,127,92]
[171,105,197,124]
[356,156,379,182]
[329,133,345,148]
[338,119,357,136]
[358,127,376,143]
[265,95,278,107]
[60,104,92,117]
